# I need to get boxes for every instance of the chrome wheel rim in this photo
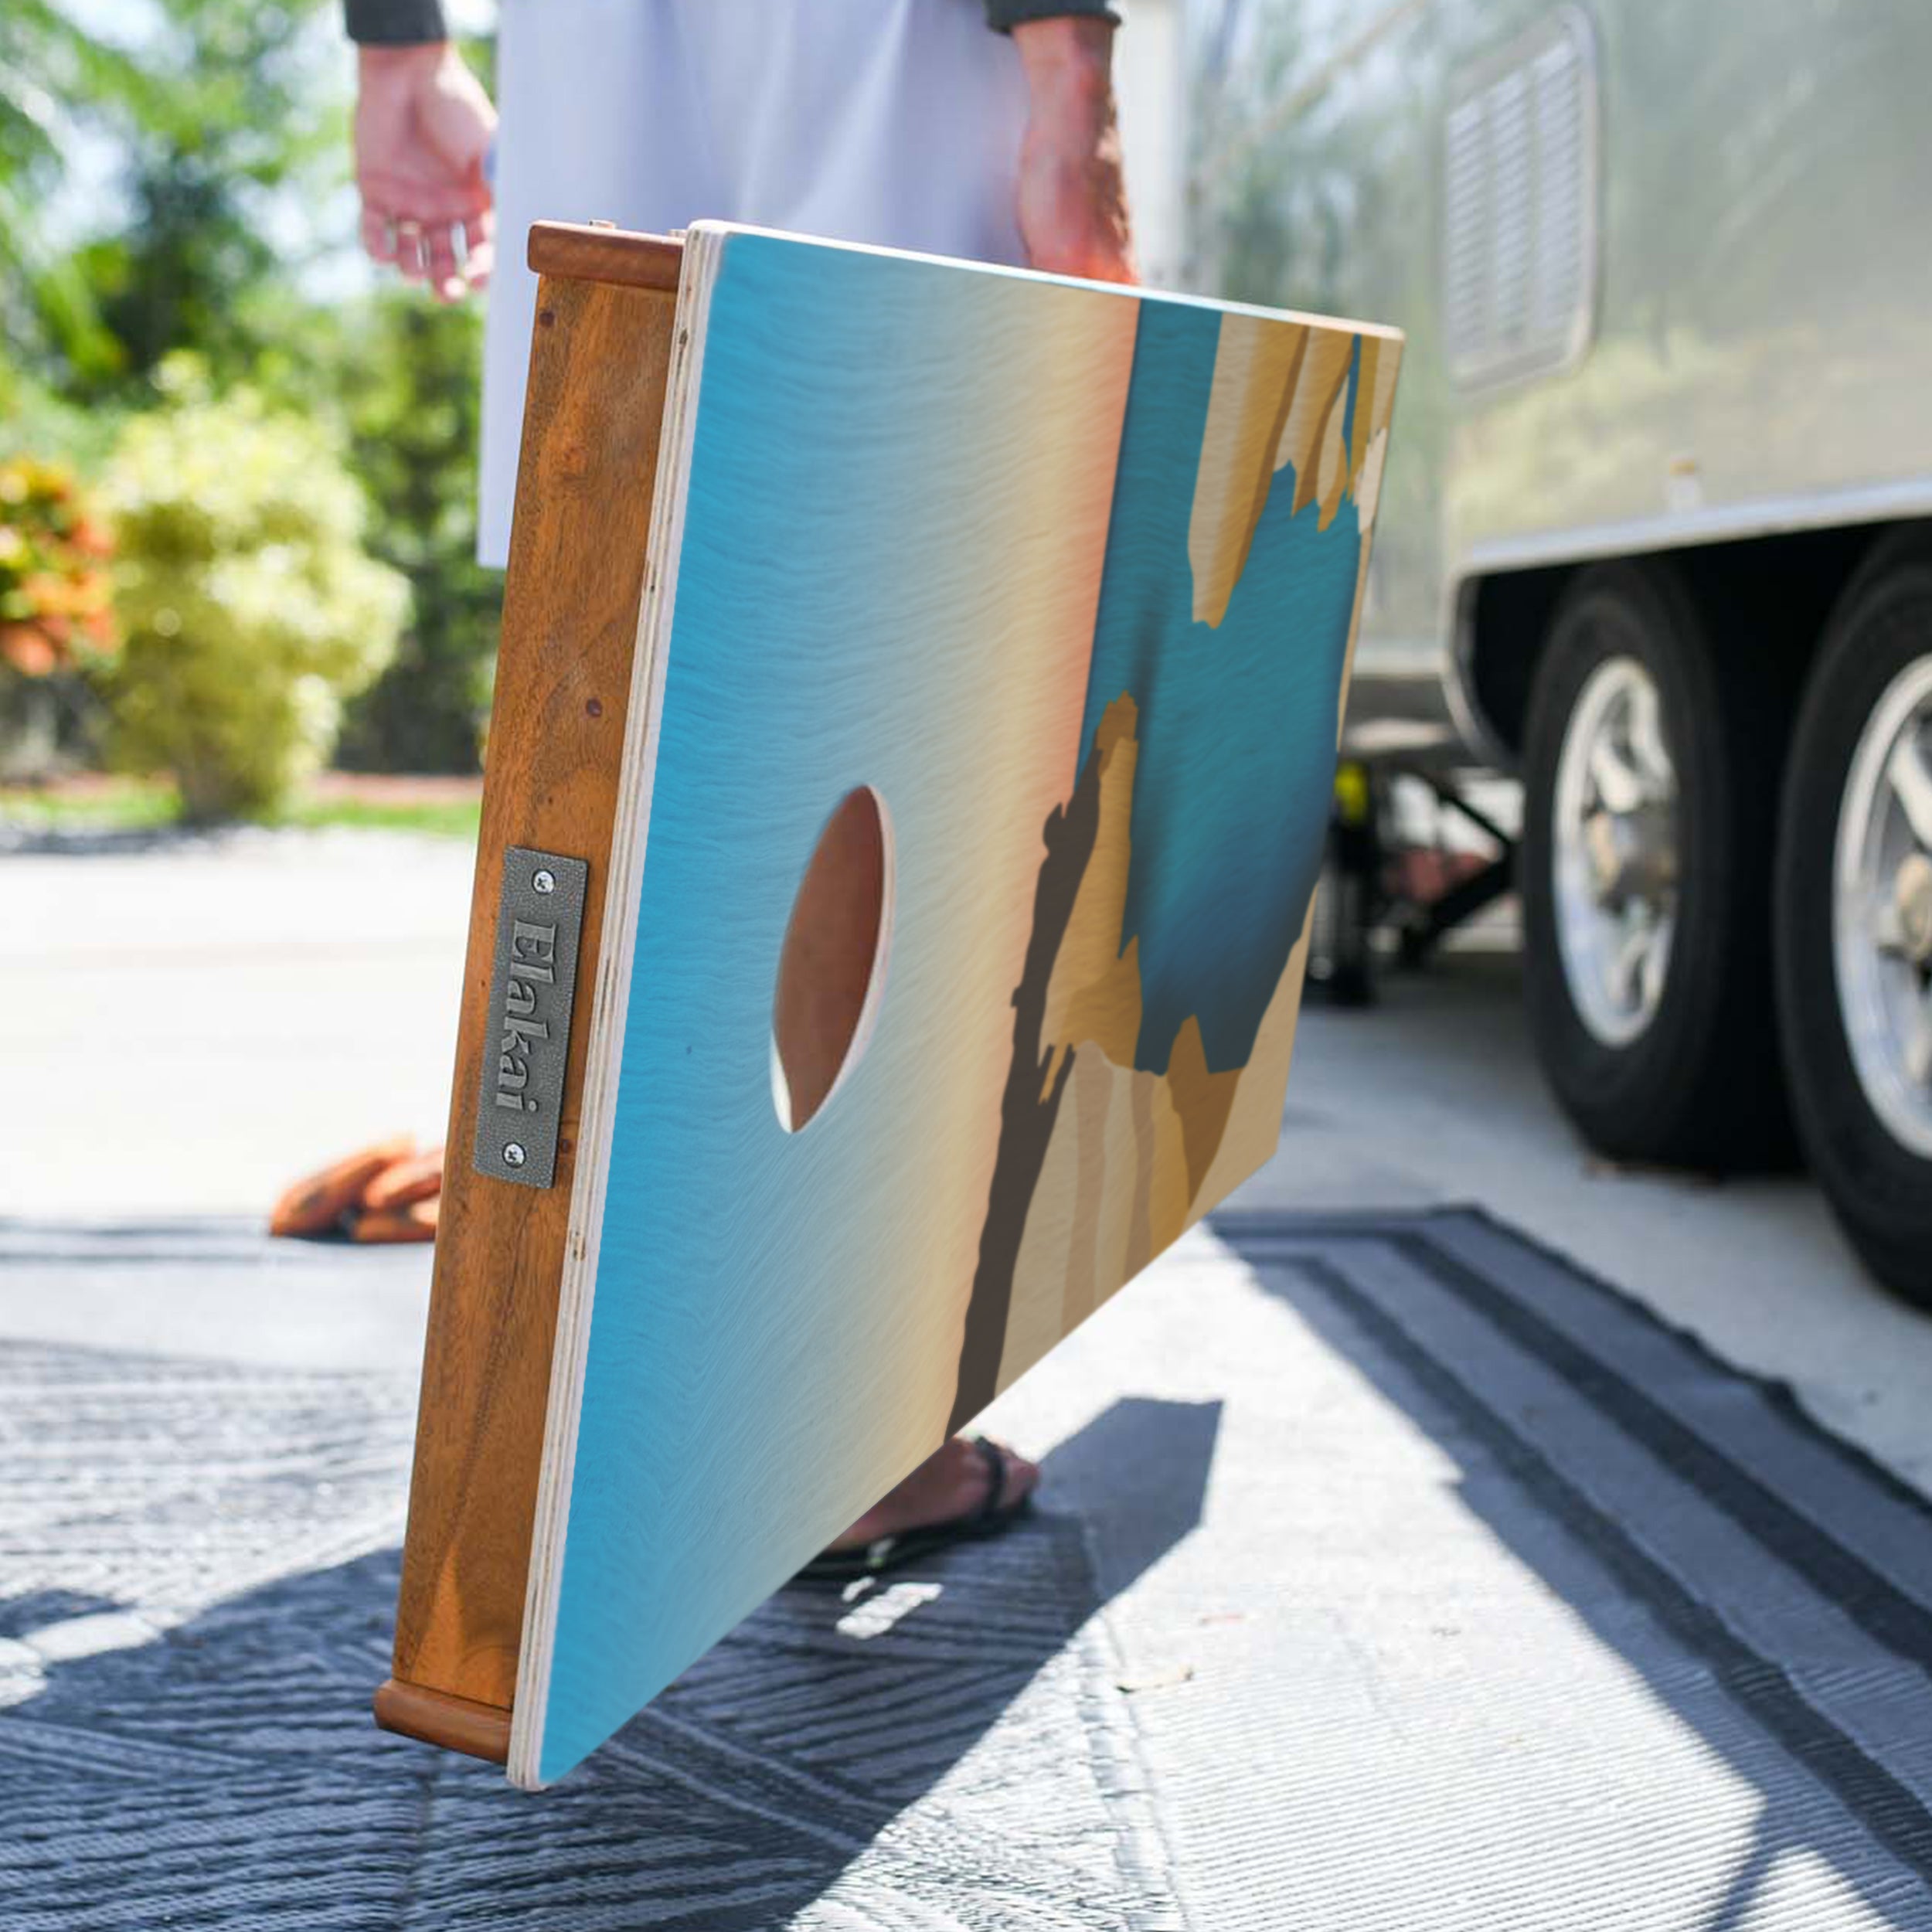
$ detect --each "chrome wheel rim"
[1552,655,1679,1047]
[1833,652,1932,1158]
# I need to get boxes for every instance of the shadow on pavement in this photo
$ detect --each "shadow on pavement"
[0,1393,1220,1929]
[1215,1207,1932,1932]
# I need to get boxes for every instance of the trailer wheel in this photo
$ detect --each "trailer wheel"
[1774,540,1932,1304]
[1520,561,1791,1167]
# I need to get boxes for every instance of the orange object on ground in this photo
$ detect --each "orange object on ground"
[353,1196,440,1243]
[362,1145,446,1212]
[268,1135,416,1237]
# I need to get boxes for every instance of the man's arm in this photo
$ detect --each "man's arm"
[346,0,495,303]
[1009,14,1136,284]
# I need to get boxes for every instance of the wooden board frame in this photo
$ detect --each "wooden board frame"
[373,223,685,1764]
[377,223,1401,1775]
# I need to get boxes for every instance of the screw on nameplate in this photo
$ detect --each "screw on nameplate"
[473,845,589,1189]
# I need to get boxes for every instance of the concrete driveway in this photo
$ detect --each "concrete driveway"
[8,826,1926,1485]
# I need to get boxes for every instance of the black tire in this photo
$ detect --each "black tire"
[1774,533,1932,1305]
[1519,560,1794,1168]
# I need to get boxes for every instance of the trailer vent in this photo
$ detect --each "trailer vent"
[1444,8,1598,388]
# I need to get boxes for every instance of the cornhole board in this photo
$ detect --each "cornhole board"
[374,219,1402,1787]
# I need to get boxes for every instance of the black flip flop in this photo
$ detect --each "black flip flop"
[792,1436,1034,1585]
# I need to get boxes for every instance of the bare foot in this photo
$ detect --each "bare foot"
[825,1435,1039,1551]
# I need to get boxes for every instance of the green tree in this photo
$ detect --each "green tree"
[335,291,498,773]
[7,5,502,780]
[0,2,154,403]
[63,0,345,407]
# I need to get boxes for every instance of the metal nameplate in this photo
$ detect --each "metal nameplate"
[473,846,590,1190]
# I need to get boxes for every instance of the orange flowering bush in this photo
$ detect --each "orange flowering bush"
[0,457,118,679]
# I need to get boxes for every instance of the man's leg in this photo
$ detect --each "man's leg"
[828,1434,1040,1553]
[716,0,1043,1552]
[773,787,1041,1548]
[478,0,712,565]
[490,0,1043,1553]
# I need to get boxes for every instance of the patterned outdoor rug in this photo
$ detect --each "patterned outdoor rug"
[0,1228,1175,1932]
[12,1209,1932,1930]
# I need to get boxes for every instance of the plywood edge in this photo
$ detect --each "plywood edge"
[374,1678,512,1764]
[528,221,684,291]
[506,225,721,1793]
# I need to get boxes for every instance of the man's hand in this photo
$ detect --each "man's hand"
[355,43,497,303]
[1012,18,1137,285]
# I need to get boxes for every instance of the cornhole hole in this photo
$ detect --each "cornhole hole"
[375,221,1401,1787]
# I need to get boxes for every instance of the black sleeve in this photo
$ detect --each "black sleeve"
[345,0,450,43]
[985,0,1121,30]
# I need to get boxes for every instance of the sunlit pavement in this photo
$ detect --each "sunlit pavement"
[5,826,470,1223]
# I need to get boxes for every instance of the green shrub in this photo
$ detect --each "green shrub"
[100,360,408,820]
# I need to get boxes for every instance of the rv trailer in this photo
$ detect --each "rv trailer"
[1188,0,1932,1298]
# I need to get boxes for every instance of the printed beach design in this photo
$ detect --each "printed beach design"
[533,230,1399,1782]
[952,293,1400,1431]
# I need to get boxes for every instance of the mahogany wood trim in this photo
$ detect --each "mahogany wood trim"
[373,1678,512,1764]
[383,239,685,1736]
[526,221,685,291]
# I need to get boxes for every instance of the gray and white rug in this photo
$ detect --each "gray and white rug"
[0,1227,1173,1932]
[9,1209,1932,1930]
